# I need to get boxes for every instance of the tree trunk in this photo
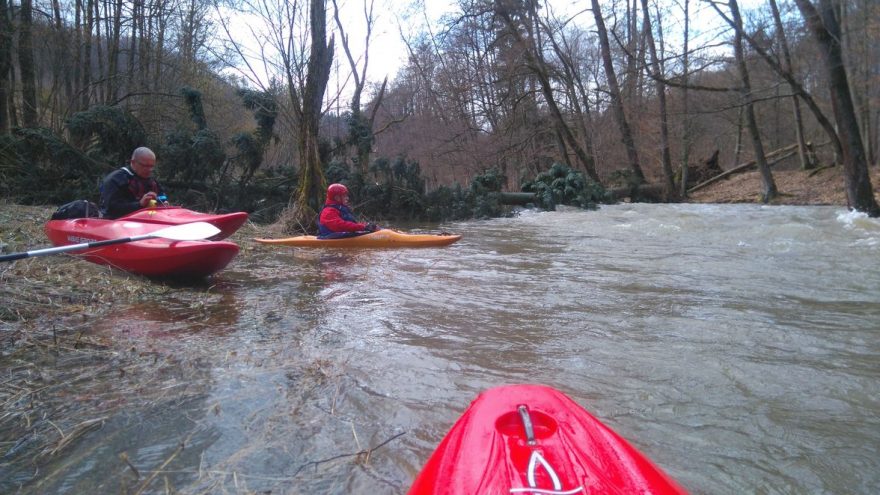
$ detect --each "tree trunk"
[0,0,11,133]
[73,0,82,109]
[623,0,638,104]
[332,0,381,175]
[554,128,573,169]
[591,0,645,183]
[714,3,843,162]
[679,0,691,197]
[50,0,71,120]
[127,0,138,97]
[81,0,94,110]
[361,77,388,172]
[6,55,16,128]
[138,0,149,93]
[688,143,799,193]
[733,104,744,167]
[547,28,600,182]
[93,0,104,105]
[292,0,334,228]
[857,0,874,165]
[768,0,812,170]
[729,0,777,202]
[108,0,122,103]
[794,0,879,216]
[154,0,166,91]
[640,0,676,200]
[838,0,872,166]
[18,0,38,127]
[495,5,601,183]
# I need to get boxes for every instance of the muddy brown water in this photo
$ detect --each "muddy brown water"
[2,203,879,494]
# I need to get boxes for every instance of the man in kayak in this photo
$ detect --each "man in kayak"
[317,183,379,239]
[99,147,168,219]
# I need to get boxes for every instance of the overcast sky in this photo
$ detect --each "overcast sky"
[221,0,762,108]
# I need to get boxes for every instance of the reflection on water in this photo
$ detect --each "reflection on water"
[3,204,879,494]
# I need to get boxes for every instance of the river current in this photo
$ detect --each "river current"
[4,203,879,494]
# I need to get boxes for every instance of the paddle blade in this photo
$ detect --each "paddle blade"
[151,222,221,241]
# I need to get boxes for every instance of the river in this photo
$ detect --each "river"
[3,203,879,494]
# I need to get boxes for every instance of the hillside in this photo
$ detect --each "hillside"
[686,166,880,206]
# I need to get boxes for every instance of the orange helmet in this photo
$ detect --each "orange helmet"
[326,183,349,203]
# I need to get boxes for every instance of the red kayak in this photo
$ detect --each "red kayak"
[45,218,239,278]
[409,384,687,495]
[118,206,248,240]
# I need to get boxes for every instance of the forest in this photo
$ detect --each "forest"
[0,0,878,228]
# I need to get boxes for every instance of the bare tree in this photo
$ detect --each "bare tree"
[216,0,334,229]
[723,0,777,202]
[768,0,811,170]
[679,0,691,197]
[48,0,69,123]
[331,0,388,174]
[496,1,601,183]
[0,0,10,133]
[548,26,600,182]
[18,0,37,127]
[293,0,335,225]
[794,0,879,216]
[591,0,645,184]
[81,0,94,109]
[640,0,676,199]
[838,0,876,165]
[710,1,843,161]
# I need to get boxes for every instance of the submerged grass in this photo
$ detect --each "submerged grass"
[0,204,268,492]
[0,204,393,493]
[0,203,165,324]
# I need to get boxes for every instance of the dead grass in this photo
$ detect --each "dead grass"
[0,203,165,325]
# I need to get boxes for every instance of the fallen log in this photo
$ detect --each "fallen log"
[687,143,800,193]
[498,192,536,205]
[504,186,671,204]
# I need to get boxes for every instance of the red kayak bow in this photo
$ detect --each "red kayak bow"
[409,384,687,494]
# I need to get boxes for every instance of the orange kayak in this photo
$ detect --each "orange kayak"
[254,229,461,248]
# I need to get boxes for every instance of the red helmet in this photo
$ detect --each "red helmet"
[326,183,349,203]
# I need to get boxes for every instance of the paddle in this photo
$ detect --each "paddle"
[0,221,221,263]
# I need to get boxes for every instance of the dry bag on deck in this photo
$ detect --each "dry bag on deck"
[51,200,101,220]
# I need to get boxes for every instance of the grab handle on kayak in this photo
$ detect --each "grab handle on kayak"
[517,405,537,445]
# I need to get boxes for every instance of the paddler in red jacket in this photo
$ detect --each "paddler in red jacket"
[317,183,379,239]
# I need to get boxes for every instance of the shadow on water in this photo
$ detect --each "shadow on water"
[2,205,880,494]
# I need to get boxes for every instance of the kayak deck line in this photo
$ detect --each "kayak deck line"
[514,405,584,494]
